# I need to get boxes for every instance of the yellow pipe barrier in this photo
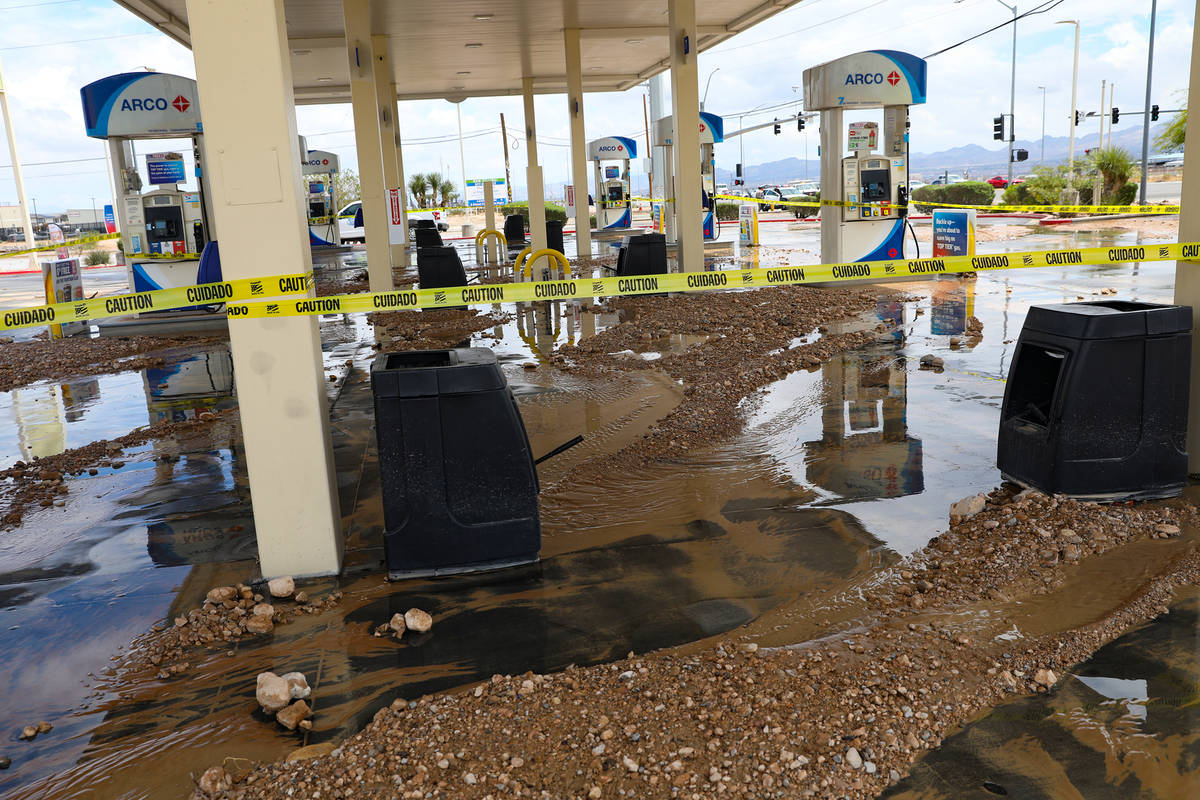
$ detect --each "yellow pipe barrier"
[473,228,507,247]
[513,247,533,280]
[521,248,571,281]
[474,228,508,267]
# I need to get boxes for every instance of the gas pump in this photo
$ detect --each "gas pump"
[653,111,724,243]
[802,50,927,263]
[587,136,636,229]
[80,71,214,294]
[301,146,340,247]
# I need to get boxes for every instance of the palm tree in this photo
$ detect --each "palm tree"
[408,173,429,208]
[1089,147,1136,202]
[438,177,458,208]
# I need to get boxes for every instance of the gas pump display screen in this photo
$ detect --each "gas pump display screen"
[309,201,326,217]
[861,169,890,202]
[309,182,325,193]
[606,185,624,202]
[604,166,620,179]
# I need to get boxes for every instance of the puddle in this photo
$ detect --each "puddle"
[882,593,1200,800]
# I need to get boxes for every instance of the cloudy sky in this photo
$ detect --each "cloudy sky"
[0,0,1192,211]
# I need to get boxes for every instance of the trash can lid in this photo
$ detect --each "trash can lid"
[371,348,506,398]
[1024,301,1192,340]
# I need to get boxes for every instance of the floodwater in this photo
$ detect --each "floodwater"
[882,592,1200,800]
[0,224,1190,796]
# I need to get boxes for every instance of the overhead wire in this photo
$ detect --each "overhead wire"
[925,0,1066,58]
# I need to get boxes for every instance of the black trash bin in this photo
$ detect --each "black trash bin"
[371,348,541,578]
[414,227,443,249]
[616,232,668,277]
[546,220,565,255]
[417,246,468,289]
[504,214,526,249]
[997,300,1191,500]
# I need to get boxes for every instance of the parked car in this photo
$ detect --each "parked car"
[986,175,1008,189]
[930,173,965,186]
[337,202,447,242]
[754,186,787,211]
[908,180,927,192]
[1010,174,1032,186]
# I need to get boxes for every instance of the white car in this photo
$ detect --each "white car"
[908,180,927,191]
[337,202,447,242]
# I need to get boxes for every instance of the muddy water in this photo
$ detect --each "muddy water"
[883,592,1200,800]
[2,243,1193,797]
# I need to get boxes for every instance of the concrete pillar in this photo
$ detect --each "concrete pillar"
[484,180,497,263]
[819,107,842,264]
[372,36,406,269]
[343,0,392,291]
[393,93,410,268]
[1172,0,1200,473]
[564,28,592,259]
[186,0,341,577]
[668,0,703,272]
[522,77,548,255]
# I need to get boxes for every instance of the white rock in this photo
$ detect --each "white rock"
[623,755,639,772]
[281,671,311,699]
[404,608,433,633]
[251,603,275,617]
[268,576,295,598]
[949,493,987,520]
[845,747,863,770]
[256,672,291,712]
[206,586,237,604]
[1034,668,1057,688]
[388,612,407,633]
[864,761,877,774]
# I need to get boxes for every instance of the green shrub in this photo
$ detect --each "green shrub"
[499,202,568,226]
[84,249,109,266]
[1000,165,1074,207]
[1112,182,1138,205]
[913,181,996,213]
[715,202,739,222]
[792,191,820,219]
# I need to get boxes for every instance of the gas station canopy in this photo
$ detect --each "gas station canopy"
[112,0,805,103]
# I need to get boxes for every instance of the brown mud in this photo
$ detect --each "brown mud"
[192,485,1200,799]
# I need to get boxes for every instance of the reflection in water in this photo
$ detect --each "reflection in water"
[883,596,1200,800]
[142,348,236,423]
[930,274,977,336]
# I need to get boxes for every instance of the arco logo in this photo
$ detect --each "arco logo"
[172,95,190,113]
[887,71,901,86]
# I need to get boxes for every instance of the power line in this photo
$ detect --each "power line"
[925,0,1066,59]
[714,0,893,53]
[0,157,106,169]
[0,31,154,52]
[0,0,83,9]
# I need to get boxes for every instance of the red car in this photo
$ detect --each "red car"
[986,175,1008,188]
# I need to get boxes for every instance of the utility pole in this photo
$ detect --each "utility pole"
[1138,0,1158,205]
[1057,20,1081,190]
[499,113,512,200]
[1005,0,1017,184]
[1108,83,1115,148]
[1038,85,1047,164]
[0,56,37,266]
[643,92,652,202]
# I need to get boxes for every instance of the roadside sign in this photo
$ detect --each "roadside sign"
[41,257,86,338]
[466,178,508,207]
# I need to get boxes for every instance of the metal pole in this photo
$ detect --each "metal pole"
[1039,85,1046,164]
[499,113,512,197]
[456,102,467,204]
[0,56,37,266]
[739,114,745,187]
[1139,0,1157,205]
[1057,20,1081,188]
[1007,3,1017,183]
[1108,83,1115,148]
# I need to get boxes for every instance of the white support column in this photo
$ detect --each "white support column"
[0,56,38,271]
[372,36,405,269]
[393,92,410,268]
[819,107,842,264]
[343,0,392,291]
[523,77,548,255]
[1172,0,1200,473]
[484,180,497,263]
[186,0,341,578]
[668,0,703,272]
[564,28,591,259]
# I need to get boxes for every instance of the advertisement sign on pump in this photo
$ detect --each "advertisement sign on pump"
[146,152,186,185]
[41,257,85,338]
[103,204,117,234]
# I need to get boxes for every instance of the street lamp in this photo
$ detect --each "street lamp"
[1056,20,1080,188]
[1037,85,1046,165]
[1138,0,1158,205]
[958,0,1017,182]
[701,67,720,111]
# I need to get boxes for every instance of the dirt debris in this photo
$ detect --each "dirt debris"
[194,485,1200,800]
[368,308,512,350]
[0,332,225,393]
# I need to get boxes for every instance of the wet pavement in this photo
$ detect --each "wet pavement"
[881,591,1200,800]
[0,222,1191,797]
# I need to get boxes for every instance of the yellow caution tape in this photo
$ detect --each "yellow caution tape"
[131,251,203,260]
[711,193,1181,215]
[0,232,121,257]
[308,216,336,225]
[224,242,1200,319]
[1,272,312,332]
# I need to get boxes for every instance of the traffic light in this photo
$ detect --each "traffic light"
[1012,148,1029,163]
[773,118,781,135]
[797,116,805,132]
[1151,104,1160,121]
[993,115,1004,140]
[1111,107,1120,125]
[1075,110,1083,126]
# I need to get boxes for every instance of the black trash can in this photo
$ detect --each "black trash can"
[504,214,526,249]
[997,300,1191,500]
[414,227,443,249]
[371,348,541,578]
[417,246,468,289]
[616,232,668,277]
[546,220,565,255]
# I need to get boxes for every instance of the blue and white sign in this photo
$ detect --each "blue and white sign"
[80,71,202,139]
[931,208,976,258]
[803,50,927,111]
[587,136,637,160]
[146,152,186,185]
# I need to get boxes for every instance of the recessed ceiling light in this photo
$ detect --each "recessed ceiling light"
[588,66,603,71]
[624,38,642,44]
[473,14,493,21]
[291,48,311,56]
[452,85,466,90]
[456,70,471,75]
[465,42,483,48]
[316,77,333,83]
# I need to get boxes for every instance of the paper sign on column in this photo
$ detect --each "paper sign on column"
[387,188,406,245]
